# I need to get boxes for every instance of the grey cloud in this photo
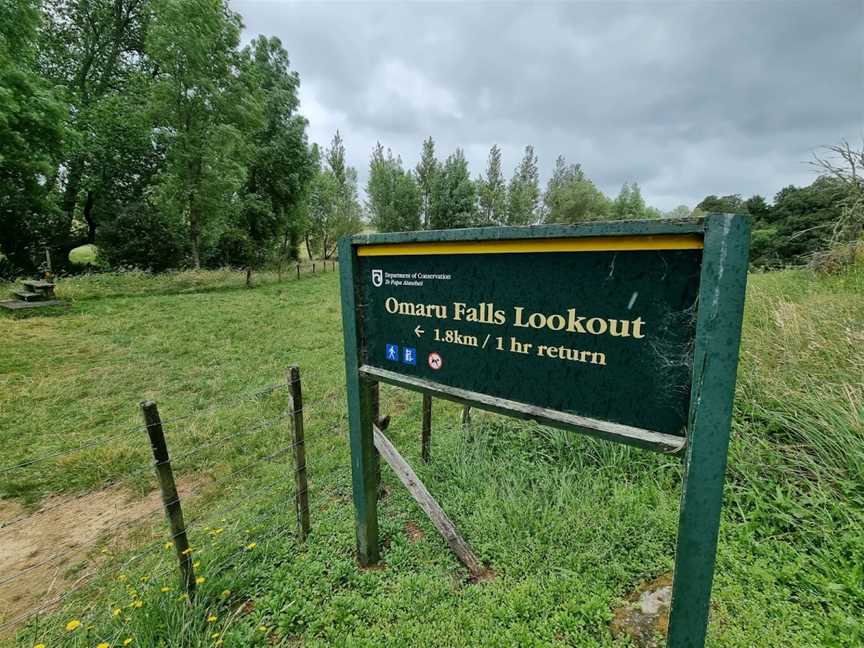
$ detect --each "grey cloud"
[234,0,863,210]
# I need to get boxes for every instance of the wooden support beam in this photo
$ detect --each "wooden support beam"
[373,424,484,578]
[360,365,685,454]
[421,393,432,462]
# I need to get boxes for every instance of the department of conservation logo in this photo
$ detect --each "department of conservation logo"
[372,269,383,287]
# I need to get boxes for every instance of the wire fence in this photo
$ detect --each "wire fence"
[0,365,323,645]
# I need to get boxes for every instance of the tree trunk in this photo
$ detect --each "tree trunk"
[305,235,314,262]
[61,158,85,231]
[189,196,201,269]
[83,190,97,243]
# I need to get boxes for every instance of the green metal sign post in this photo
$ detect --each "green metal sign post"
[339,214,750,647]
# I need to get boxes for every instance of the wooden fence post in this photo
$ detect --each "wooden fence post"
[288,366,311,542]
[421,394,432,463]
[297,264,300,279]
[140,400,196,598]
[312,262,316,273]
[461,406,471,427]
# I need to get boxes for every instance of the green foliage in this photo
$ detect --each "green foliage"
[96,200,188,271]
[367,143,422,232]
[696,194,748,214]
[68,243,99,267]
[542,156,611,223]
[429,149,477,229]
[415,136,439,229]
[228,36,315,275]
[612,182,647,219]
[476,144,507,226]
[506,145,540,225]
[0,0,66,276]
[147,0,253,269]
[304,133,363,258]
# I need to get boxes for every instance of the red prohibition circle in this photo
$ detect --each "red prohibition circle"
[427,352,443,370]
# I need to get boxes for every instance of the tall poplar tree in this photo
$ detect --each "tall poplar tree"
[415,136,439,229]
[477,144,507,226]
[506,145,540,225]
[367,143,422,232]
[429,149,476,230]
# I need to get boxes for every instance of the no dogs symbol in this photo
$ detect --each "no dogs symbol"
[428,352,443,371]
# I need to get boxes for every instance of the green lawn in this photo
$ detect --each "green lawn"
[0,264,862,647]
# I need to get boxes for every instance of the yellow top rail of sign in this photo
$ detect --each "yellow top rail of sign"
[356,234,704,257]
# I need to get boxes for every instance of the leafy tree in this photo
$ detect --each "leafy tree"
[429,149,476,230]
[476,144,507,226]
[745,195,771,225]
[97,199,187,271]
[40,0,152,240]
[695,194,747,214]
[367,143,421,232]
[613,182,647,219]
[542,156,611,223]
[305,133,362,258]
[0,0,66,275]
[506,145,540,225]
[415,136,438,229]
[147,0,255,268]
[763,177,846,265]
[232,36,315,283]
[663,205,692,219]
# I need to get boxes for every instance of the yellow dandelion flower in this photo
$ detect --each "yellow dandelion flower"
[34,644,46,648]
[211,528,223,535]
[123,639,133,646]
[113,608,122,617]
[258,625,268,632]
[139,576,149,582]
[117,575,127,582]
[196,576,206,585]
[160,587,172,593]
[219,590,230,599]
[181,548,193,556]
[66,619,82,631]
[131,600,143,609]
[97,642,110,648]
[215,641,222,647]
[245,543,257,550]
[211,633,220,639]
[207,614,217,623]
[164,542,173,550]
[192,561,201,569]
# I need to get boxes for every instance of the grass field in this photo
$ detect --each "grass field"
[0,262,862,647]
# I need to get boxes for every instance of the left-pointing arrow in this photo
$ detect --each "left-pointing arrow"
[414,325,425,338]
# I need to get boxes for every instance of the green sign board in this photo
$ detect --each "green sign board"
[340,214,750,647]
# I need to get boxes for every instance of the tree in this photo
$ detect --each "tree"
[147,0,254,268]
[542,156,611,223]
[476,144,507,226]
[429,149,476,230]
[695,194,747,214]
[664,205,692,219]
[40,0,152,242]
[0,0,66,275]
[232,36,315,283]
[415,136,438,229]
[305,133,362,258]
[367,143,421,232]
[613,182,647,219]
[506,145,540,225]
[811,140,864,245]
[744,195,771,226]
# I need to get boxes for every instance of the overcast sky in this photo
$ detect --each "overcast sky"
[234,0,864,211]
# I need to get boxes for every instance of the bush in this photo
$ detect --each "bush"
[97,201,187,272]
[68,244,100,267]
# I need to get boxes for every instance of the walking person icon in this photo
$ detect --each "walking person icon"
[386,343,399,361]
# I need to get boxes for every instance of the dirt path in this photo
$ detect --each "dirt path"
[0,479,199,634]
